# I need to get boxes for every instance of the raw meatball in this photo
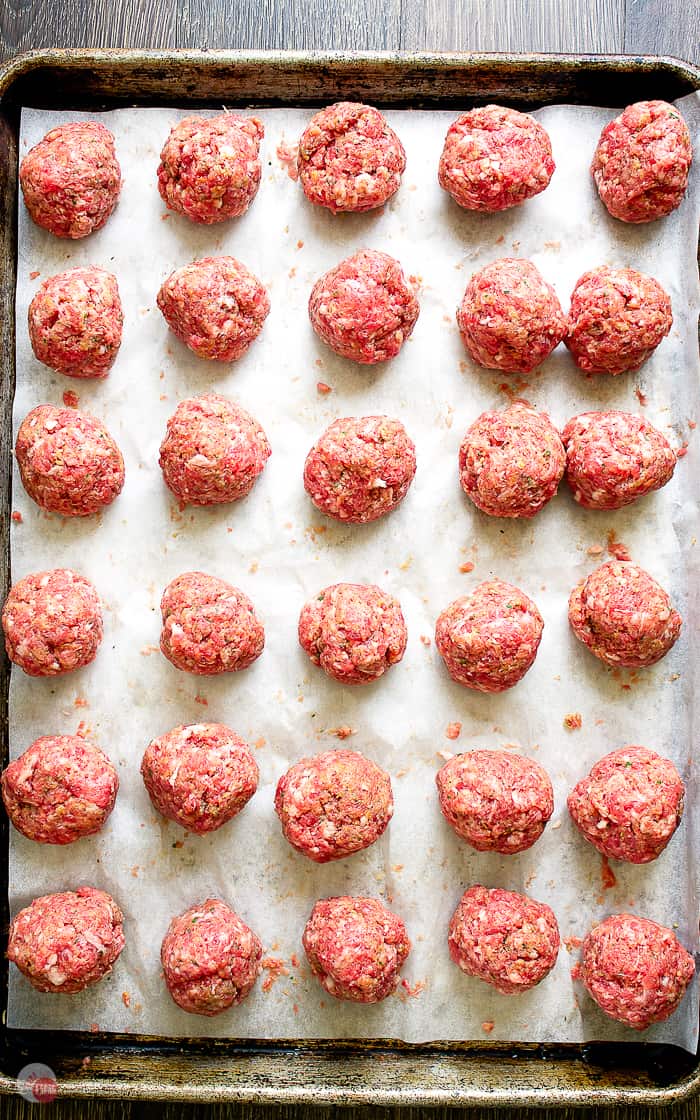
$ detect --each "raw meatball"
[565,267,672,375]
[438,105,555,212]
[577,914,694,1029]
[567,746,684,864]
[141,723,258,833]
[562,410,676,510]
[448,885,560,994]
[297,102,405,213]
[435,579,543,693]
[436,750,554,854]
[157,256,270,361]
[160,572,264,675]
[298,582,407,685]
[16,404,125,517]
[161,898,262,1016]
[28,266,123,379]
[1,735,118,845]
[157,113,264,224]
[302,896,410,1002]
[7,887,125,993]
[459,402,565,518]
[274,749,393,862]
[159,395,270,506]
[304,415,416,523]
[309,249,418,364]
[2,568,102,677]
[457,258,566,374]
[591,100,692,223]
[19,121,121,238]
[568,561,681,669]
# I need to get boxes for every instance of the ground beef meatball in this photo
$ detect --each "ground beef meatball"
[568,561,681,670]
[298,582,406,685]
[448,885,560,994]
[297,102,405,213]
[159,395,270,506]
[274,749,393,862]
[1,735,118,845]
[302,896,410,1002]
[157,113,264,224]
[28,266,123,379]
[7,887,125,993]
[2,569,102,677]
[459,402,565,518]
[438,105,555,212]
[576,914,694,1029]
[308,249,419,364]
[457,258,566,374]
[157,256,270,361]
[160,572,264,675]
[591,100,692,223]
[161,898,262,1016]
[567,746,684,864]
[19,121,121,238]
[304,415,416,523]
[562,410,676,510]
[16,404,125,517]
[141,723,258,833]
[436,750,554,854]
[435,579,543,693]
[565,267,672,375]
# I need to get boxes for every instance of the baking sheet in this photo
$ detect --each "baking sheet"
[7,96,700,1049]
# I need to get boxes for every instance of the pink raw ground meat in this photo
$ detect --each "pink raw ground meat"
[297,102,405,213]
[303,896,410,1002]
[298,582,406,685]
[2,568,103,677]
[562,410,676,510]
[160,571,264,675]
[28,266,123,378]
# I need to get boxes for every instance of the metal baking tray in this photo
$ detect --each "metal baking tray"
[0,48,698,1107]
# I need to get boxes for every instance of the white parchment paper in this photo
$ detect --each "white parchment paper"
[7,95,700,1050]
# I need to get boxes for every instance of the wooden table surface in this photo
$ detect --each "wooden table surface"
[1,0,699,1118]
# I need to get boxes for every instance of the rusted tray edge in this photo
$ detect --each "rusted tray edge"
[0,47,699,1108]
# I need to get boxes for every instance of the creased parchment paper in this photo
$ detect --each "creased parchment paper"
[8,95,700,1049]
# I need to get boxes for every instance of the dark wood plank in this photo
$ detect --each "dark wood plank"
[180,0,401,51]
[625,0,700,62]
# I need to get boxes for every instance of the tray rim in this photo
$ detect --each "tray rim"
[0,45,699,1107]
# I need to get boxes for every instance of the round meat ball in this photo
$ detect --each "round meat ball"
[141,723,258,834]
[7,887,125,993]
[566,267,672,375]
[308,249,419,365]
[1,735,118,845]
[435,579,543,693]
[459,402,565,518]
[562,410,676,510]
[160,572,264,675]
[567,746,684,864]
[457,258,566,374]
[568,560,681,670]
[157,256,270,361]
[274,749,393,862]
[2,568,103,677]
[302,896,410,1002]
[298,582,407,685]
[28,266,123,379]
[436,750,554,854]
[438,105,555,212]
[448,885,560,994]
[157,113,264,224]
[19,121,121,238]
[297,102,405,213]
[577,913,694,1029]
[16,404,125,517]
[161,898,262,1016]
[591,100,692,223]
[159,394,270,507]
[304,415,416,523]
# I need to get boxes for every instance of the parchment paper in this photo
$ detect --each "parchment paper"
[8,95,700,1050]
